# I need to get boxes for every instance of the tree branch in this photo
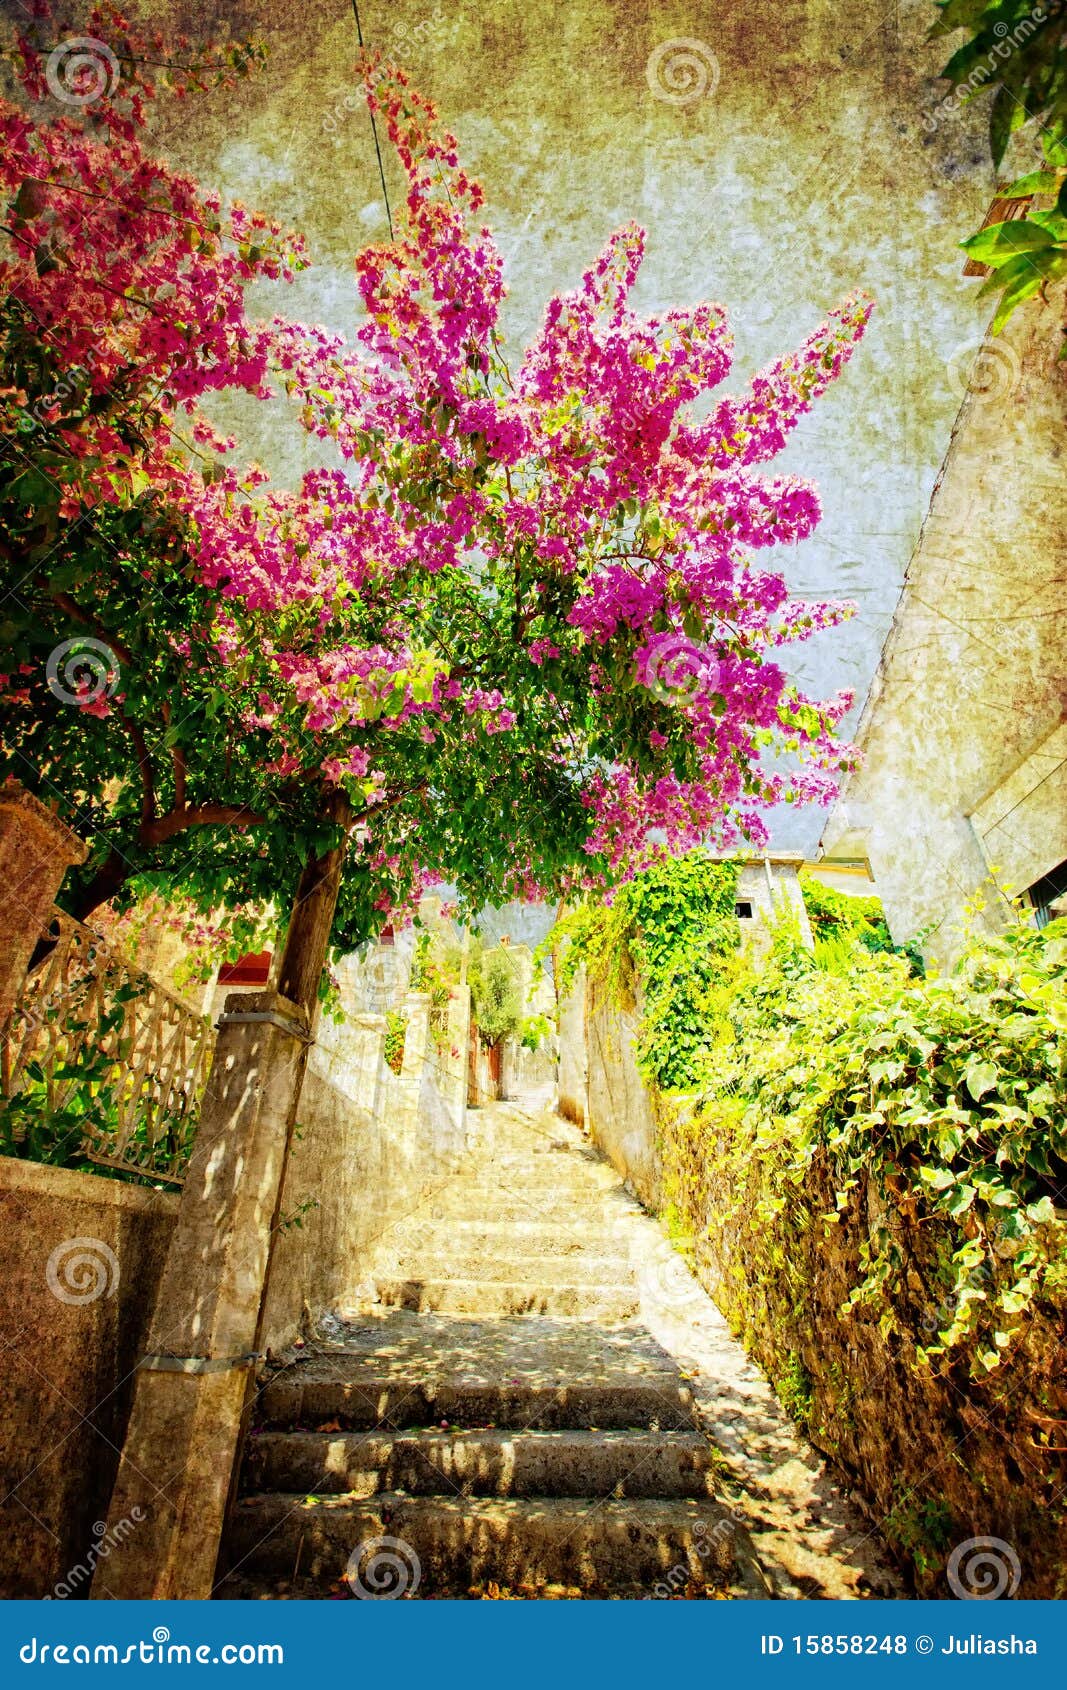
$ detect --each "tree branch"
[141,803,265,847]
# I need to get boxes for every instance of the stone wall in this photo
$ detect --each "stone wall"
[583,972,661,1211]
[557,967,587,1129]
[260,989,469,1349]
[576,975,1066,1596]
[0,981,470,1592]
[0,1159,178,1598]
[823,289,1067,966]
[657,1100,1067,1598]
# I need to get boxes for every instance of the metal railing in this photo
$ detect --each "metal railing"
[1,910,214,1184]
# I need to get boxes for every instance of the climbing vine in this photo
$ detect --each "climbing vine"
[551,854,1067,1373]
[542,851,740,1091]
[668,912,1067,1374]
[798,868,925,973]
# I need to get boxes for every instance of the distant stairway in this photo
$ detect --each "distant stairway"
[219,1108,768,1598]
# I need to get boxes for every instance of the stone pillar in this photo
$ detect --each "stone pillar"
[0,783,86,1024]
[91,990,310,1600]
[350,1012,388,1116]
[557,965,588,1128]
[442,984,471,1147]
[399,989,431,1083]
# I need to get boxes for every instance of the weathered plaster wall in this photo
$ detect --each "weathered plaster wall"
[125,0,1000,855]
[260,988,469,1348]
[557,967,588,1129]
[0,1159,178,1597]
[823,286,1067,964]
[584,969,662,1209]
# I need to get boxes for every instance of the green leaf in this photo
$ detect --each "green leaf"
[919,1164,955,1192]
[964,1057,998,1100]
[1002,169,1061,197]
[961,219,1055,263]
[946,1183,976,1216]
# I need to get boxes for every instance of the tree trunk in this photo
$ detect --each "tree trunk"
[274,796,353,1016]
[62,846,130,925]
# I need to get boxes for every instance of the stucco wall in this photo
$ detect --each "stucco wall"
[0,1158,178,1598]
[557,968,588,1129]
[259,991,469,1349]
[584,973,662,1210]
[823,288,1067,965]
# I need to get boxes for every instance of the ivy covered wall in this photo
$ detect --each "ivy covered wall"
[555,852,1067,1595]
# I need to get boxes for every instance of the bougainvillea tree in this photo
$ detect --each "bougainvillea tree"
[0,5,871,988]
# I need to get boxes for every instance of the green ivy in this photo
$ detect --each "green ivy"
[687,915,1067,1374]
[383,1010,406,1075]
[542,851,740,1091]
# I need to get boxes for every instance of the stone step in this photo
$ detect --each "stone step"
[363,1278,640,1320]
[379,1252,634,1287]
[225,1492,767,1597]
[394,1217,627,1253]
[242,1427,715,1500]
[421,1188,634,1223]
[423,1199,622,1230]
[257,1371,696,1433]
[436,1166,621,1199]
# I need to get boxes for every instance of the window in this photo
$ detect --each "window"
[1027,860,1067,930]
[735,900,754,919]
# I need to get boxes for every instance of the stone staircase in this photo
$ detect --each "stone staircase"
[218,1106,769,1598]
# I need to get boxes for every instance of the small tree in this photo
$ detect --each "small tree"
[468,942,522,1047]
